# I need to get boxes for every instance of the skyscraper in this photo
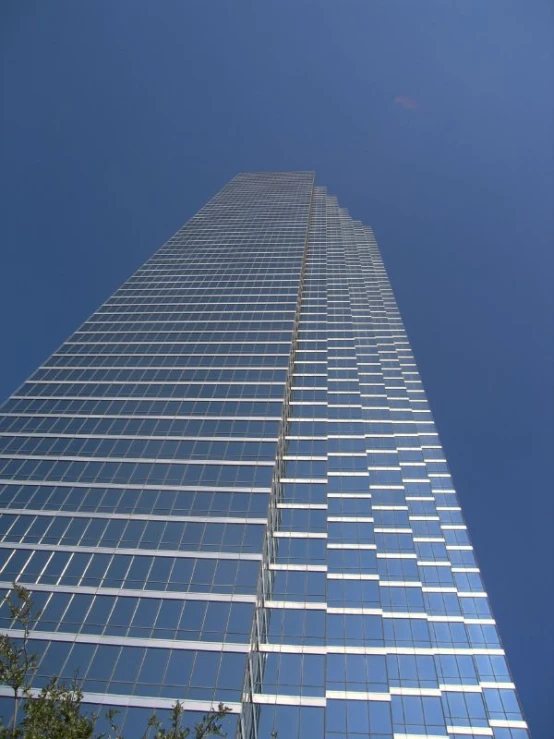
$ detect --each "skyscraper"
[0,173,528,738]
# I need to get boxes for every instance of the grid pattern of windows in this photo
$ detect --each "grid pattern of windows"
[0,173,528,738]
[0,172,313,736]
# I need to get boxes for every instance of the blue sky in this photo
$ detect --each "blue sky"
[1,1,553,734]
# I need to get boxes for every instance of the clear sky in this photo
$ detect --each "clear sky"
[1,1,553,735]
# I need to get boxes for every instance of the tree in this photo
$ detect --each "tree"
[0,585,254,739]
[143,703,230,739]
[20,677,94,739]
[0,586,235,738]
[0,586,93,738]
[0,584,40,739]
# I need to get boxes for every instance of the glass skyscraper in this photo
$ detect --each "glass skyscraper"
[0,172,528,738]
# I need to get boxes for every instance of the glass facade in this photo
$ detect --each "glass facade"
[0,173,528,738]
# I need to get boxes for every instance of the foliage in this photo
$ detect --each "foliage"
[0,585,236,739]
[143,703,230,739]
[20,677,94,739]
[0,584,41,739]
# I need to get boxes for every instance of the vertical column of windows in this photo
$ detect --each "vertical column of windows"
[324,200,393,739]
[244,188,327,739]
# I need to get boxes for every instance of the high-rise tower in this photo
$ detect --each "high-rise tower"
[0,173,528,738]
